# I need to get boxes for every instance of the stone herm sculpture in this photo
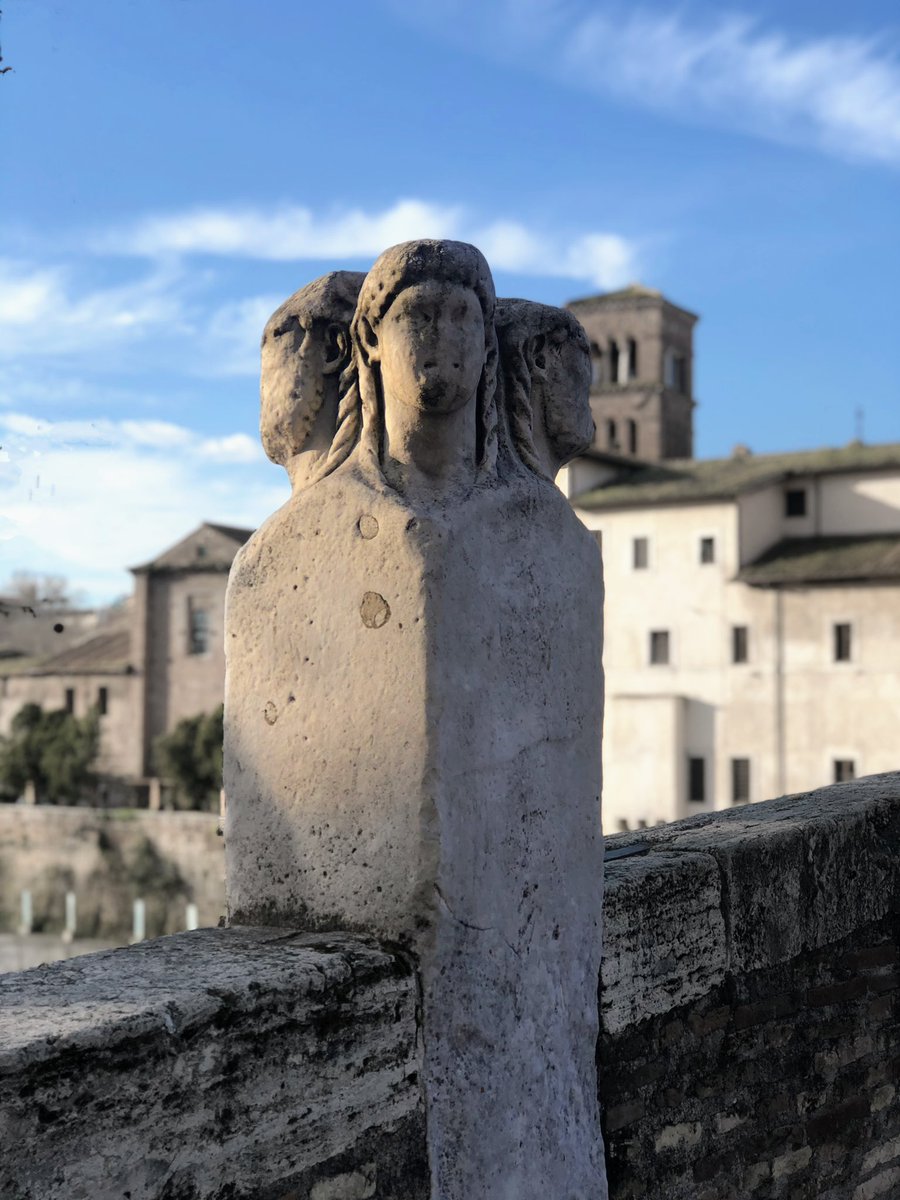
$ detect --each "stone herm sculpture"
[225,240,606,1199]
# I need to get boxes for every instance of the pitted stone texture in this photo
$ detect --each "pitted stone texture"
[601,851,726,1035]
[0,928,425,1200]
[225,240,606,1200]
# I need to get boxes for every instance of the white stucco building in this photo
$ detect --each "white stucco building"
[562,442,900,830]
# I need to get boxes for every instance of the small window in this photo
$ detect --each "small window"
[688,757,706,802]
[609,339,620,383]
[834,759,856,783]
[627,338,638,380]
[834,623,852,662]
[785,488,807,517]
[617,819,629,832]
[64,688,75,715]
[627,418,638,455]
[189,605,210,655]
[637,818,648,829]
[632,537,649,570]
[606,418,618,450]
[97,687,108,716]
[649,630,670,665]
[732,626,749,664]
[731,758,750,804]
[699,537,715,564]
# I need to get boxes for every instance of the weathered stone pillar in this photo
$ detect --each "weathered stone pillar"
[224,241,606,1198]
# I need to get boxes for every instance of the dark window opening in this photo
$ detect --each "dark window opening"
[688,757,706,803]
[606,418,618,450]
[637,818,648,829]
[189,606,210,655]
[627,337,638,380]
[97,687,108,716]
[834,759,856,783]
[785,488,807,517]
[64,688,75,714]
[731,758,750,804]
[649,630,670,665]
[633,537,649,570]
[627,418,638,455]
[617,819,629,832]
[834,622,852,662]
[732,625,749,664]
[609,339,620,384]
[590,343,602,386]
[699,536,715,564]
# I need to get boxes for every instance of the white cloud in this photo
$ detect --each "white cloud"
[0,413,278,601]
[393,2,900,167]
[101,198,640,289]
[0,258,189,359]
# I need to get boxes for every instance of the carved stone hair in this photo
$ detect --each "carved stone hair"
[495,298,594,479]
[259,270,365,470]
[349,239,500,474]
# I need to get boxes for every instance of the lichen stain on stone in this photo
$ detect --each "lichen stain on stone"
[360,592,391,629]
[264,701,279,725]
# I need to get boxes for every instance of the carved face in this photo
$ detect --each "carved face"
[538,333,594,466]
[260,317,345,463]
[374,281,486,415]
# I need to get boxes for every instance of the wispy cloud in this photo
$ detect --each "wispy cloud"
[0,259,190,359]
[393,1,900,167]
[0,413,276,601]
[99,198,641,289]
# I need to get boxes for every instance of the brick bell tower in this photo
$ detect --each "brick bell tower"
[566,284,698,461]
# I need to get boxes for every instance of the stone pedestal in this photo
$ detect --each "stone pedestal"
[224,240,606,1198]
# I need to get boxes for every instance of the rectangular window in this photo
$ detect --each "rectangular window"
[731,758,750,804]
[834,759,856,783]
[834,622,852,662]
[617,819,629,832]
[785,488,807,517]
[64,688,75,714]
[732,625,749,664]
[97,687,108,716]
[633,536,649,569]
[649,630,670,665]
[189,604,210,655]
[688,757,706,803]
[699,536,715,564]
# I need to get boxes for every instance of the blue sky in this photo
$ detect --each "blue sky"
[2,0,899,601]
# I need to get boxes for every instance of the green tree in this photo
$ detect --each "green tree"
[0,702,99,803]
[153,704,223,810]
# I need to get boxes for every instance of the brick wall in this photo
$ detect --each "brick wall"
[598,772,900,1199]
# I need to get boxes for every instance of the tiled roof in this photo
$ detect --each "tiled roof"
[573,442,900,511]
[2,629,133,676]
[132,522,253,573]
[739,535,900,587]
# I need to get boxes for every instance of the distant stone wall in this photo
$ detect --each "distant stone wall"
[0,775,897,1198]
[599,772,900,1199]
[0,806,224,937]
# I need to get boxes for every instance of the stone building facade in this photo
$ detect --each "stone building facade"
[0,523,249,800]
[562,442,900,831]
[566,283,697,461]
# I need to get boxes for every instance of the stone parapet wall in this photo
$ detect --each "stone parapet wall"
[0,774,897,1198]
[0,929,426,1200]
[599,771,900,1198]
[0,806,224,937]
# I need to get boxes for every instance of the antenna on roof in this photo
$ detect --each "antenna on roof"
[854,404,865,444]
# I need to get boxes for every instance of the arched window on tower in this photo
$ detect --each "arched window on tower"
[609,340,620,385]
[627,419,638,455]
[590,342,603,386]
[627,338,638,380]
[607,419,618,450]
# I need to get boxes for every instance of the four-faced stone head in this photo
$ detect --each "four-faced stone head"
[496,298,594,479]
[260,270,366,475]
